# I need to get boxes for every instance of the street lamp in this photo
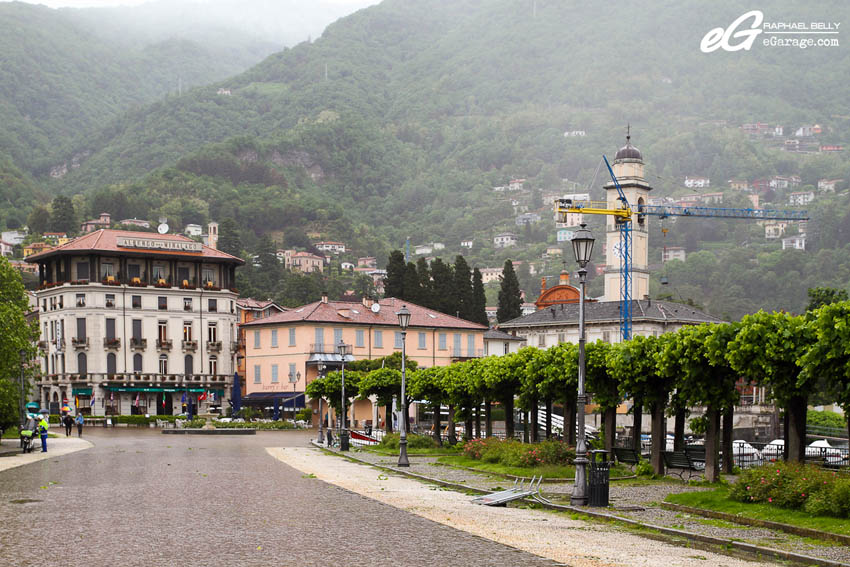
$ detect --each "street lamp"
[396,305,411,467]
[288,370,300,420]
[19,349,27,426]
[337,340,350,452]
[316,363,326,444]
[570,223,595,506]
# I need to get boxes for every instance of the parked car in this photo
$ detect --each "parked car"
[731,440,762,467]
[806,439,847,465]
[762,439,784,461]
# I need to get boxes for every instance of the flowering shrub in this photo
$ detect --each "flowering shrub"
[729,462,850,518]
[461,438,574,468]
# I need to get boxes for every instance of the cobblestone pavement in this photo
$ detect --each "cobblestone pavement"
[0,429,563,567]
[348,448,850,565]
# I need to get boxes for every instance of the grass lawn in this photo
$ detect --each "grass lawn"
[363,445,461,456]
[666,487,850,537]
[2,427,20,439]
[436,455,577,478]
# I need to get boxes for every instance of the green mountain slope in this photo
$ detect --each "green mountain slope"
[0,1,277,175]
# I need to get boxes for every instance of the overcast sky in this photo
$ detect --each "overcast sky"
[3,0,377,8]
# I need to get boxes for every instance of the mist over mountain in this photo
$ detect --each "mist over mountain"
[3,0,850,317]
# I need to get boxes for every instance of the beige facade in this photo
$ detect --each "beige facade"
[603,139,651,302]
[241,297,487,426]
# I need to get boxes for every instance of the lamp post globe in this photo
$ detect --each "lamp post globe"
[337,340,350,451]
[396,305,411,467]
[570,224,595,506]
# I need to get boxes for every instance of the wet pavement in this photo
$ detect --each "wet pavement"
[0,429,562,567]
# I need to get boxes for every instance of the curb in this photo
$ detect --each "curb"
[661,502,850,547]
[330,448,849,567]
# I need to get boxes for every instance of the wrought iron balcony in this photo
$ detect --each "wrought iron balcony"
[103,337,121,349]
[182,340,198,352]
[207,341,222,353]
[72,337,89,349]
[156,339,173,351]
[130,338,147,350]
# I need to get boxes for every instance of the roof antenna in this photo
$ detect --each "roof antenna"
[626,123,631,144]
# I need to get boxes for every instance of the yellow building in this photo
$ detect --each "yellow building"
[241,295,487,426]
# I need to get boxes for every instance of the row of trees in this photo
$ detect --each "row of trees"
[385,251,524,325]
[306,304,850,482]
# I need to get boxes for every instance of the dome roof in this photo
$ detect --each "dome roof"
[614,135,642,161]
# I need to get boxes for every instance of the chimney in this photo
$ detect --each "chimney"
[321,292,328,304]
[644,294,651,307]
[559,270,569,286]
[362,296,374,308]
[207,222,219,250]
[540,277,546,295]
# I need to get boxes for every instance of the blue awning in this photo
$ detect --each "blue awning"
[243,392,305,408]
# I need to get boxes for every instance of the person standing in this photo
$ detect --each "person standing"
[63,414,73,436]
[38,415,49,453]
[75,413,84,437]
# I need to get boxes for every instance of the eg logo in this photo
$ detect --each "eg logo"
[700,10,764,53]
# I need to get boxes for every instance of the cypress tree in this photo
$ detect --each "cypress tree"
[50,196,77,234]
[402,261,420,303]
[430,258,455,315]
[217,218,242,257]
[453,255,473,320]
[471,268,488,326]
[385,250,406,298]
[497,259,522,323]
[416,257,434,308]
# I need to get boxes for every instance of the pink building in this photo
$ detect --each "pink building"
[240,296,487,427]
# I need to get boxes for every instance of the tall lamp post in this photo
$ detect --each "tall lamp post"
[19,349,27,426]
[396,305,411,467]
[337,340,350,452]
[316,363,326,444]
[569,223,595,506]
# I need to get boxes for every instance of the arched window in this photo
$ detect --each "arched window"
[77,352,87,376]
[52,391,59,402]
[133,353,143,373]
[184,354,193,377]
[106,352,117,375]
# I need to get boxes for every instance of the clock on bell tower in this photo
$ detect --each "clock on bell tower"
[603,132,652,302]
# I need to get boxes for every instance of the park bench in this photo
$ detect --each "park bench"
[613,447,641,470]
[684,445,706,470]
[471,476,544,506]
[662,451,703,480]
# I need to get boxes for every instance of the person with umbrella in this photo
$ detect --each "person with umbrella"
[61,405,73,436]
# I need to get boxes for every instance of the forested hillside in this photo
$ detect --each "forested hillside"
[6,0,850,318]
[0,0,279,225]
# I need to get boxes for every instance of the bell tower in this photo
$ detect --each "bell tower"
[602,131,652,302]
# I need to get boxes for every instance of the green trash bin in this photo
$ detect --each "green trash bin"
[588,450,610,507]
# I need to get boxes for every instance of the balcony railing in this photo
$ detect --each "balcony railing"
[182,340,198,352]
[207,341,222,353]
[72,337,89,349]
[130,338,147,350]
[156,339,173,351]
[452,349,484,359]
[103,337,121,349]
[34,372,233,386]
[310,343,351,354]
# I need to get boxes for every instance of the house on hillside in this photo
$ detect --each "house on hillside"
[764,222,789,239]
[0,240,13,257]
[119,218,151,229]
[80,212,111,233]
[493,233,517,248]
[728,179,750,191]
[662,247,686,263]
[515,212,541,226]
[698,192,724,205]
[781,235,806,251]
[817,179,843,192]
[788,191,815,206]
[314,241,346,254]
[460,239,474,249]
[684,176,710,189]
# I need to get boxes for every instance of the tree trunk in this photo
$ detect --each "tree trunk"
[522,410,529,443]
[632,400,643,452]
[722,406,734,474]
[531,401,539,443]
[783,409,789,461]
[485,400,492,438]
[674,408,686,451]
[385,404,393,434]
[566,399,577,445]
[786,394,807,463]
[464,411,473,441]
[432,403,442,446]
[650,402,665,476]
[705,407,720,483]
[447,405,456,445]
[604,406,616,453]
[545,398,553,439]
[475,405,481,439]
[504,397,515,439]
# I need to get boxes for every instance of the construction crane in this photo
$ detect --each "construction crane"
[556,155,809,341]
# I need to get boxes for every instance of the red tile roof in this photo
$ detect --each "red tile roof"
[27,229,243,264]
[241,297,487,330]
[237,298,286,311]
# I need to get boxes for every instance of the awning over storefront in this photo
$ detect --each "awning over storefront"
[102,386,224,394]
[72,388,92,395]
[243,392,305,408]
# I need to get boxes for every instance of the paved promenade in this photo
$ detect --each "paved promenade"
[0,429,561,567]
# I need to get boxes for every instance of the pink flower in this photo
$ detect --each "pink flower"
[746,486,750,490]
[768,497,773,503]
